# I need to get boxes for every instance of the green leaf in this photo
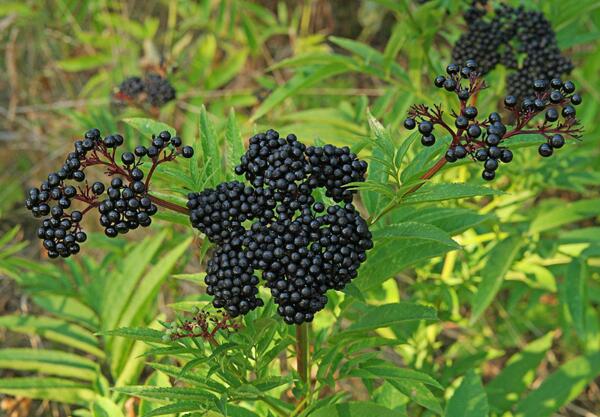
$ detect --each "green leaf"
[103,327,167,344]
[372,222,459,249]
[349,363,442,389]
[206,48,249,89]
[0,377,96,405]
[122,118,176,139]
[487,332,554,411]
[0,315,104,358]
[514,351,600,417]
[470,236,522,323]
[308,401,406,417]
[140,402,203,417]
[111,238,191,375]
[199,106,223,186]
[403,183,503,205]
[115,238,192,329]
[32,294,99,329]
[0,349,99,381]
[565,258,588,340]
[251,64,350,122]
[356,225,459,291]
[92,397,125,417]
[389,380,442,414]
[56,54,112,72]
[225,109,245,181]
[445,370,489,417]
[102,232,167,330]
[344,303,437,333]
[113,386,216,402]
[529,199,600,233]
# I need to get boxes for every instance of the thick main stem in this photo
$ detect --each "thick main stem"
[295,323,310,401]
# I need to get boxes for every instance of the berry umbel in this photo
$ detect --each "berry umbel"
[187,130,373,325]
[25,129,194,258]
[403,60,583,181]
[115,73,176,108]
[452,1,573,98]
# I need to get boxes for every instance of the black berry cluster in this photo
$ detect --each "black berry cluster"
[404,61,583,181]
[452,1,574,98]
[116,73,176,108]
[187,130,372,324]
[25,129,194,258]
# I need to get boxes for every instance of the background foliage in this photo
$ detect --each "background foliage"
[0,0,599,416]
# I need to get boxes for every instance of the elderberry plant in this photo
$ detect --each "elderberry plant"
[25,129,194,258]
[404,60,583,181]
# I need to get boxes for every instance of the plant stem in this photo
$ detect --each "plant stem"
[295,323,310,406]
[148,194,188,214]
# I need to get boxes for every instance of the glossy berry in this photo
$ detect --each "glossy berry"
[562,81,575,94]
[445,149,457,162]
[482,170,495,181]
[538,143,553,157]
[467,125,482,138]
[418,121,433,135]
[562,105,576,118]
[463,106,478,119]
[421,135,436,147]
[434,75,446,88]
[181,146,194,158]
[504,95,517,107]
[545,108,559,122]
[500,149,513,163]
[550,134,565,148]
[455,116,469,129]
[404,118,416,130]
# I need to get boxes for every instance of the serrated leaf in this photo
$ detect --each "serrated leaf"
[102,327,167,344]
[0,377,96,405]
[566,258,587,340]
[403,183,502,205]
[308,401,406,417]
[141,402,203,417]
[199,106,223,186]
[372,222,459,248]
[92,397,125,417]
[487,332,554,411]
[0,349,99,381]
[529,199,600,233]
[113,386,217,402]
[251,64,350,122]
[225,109,245,180]
[470,236,522,323]
[356,226,459,291]
[514,352,600,417]
[445,370,489,417]
[0,315,104,358]
[344,303,437,333]
[122,118,176,139]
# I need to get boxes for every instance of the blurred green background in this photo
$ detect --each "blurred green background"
[0,0,599,416]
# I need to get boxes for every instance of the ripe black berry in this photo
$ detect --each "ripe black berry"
[404,118,416,130]
[550,134,565,148]
[418,121,433,135]
[181,146,194,158]
[538,143,553,157]
[421,135,436,146]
